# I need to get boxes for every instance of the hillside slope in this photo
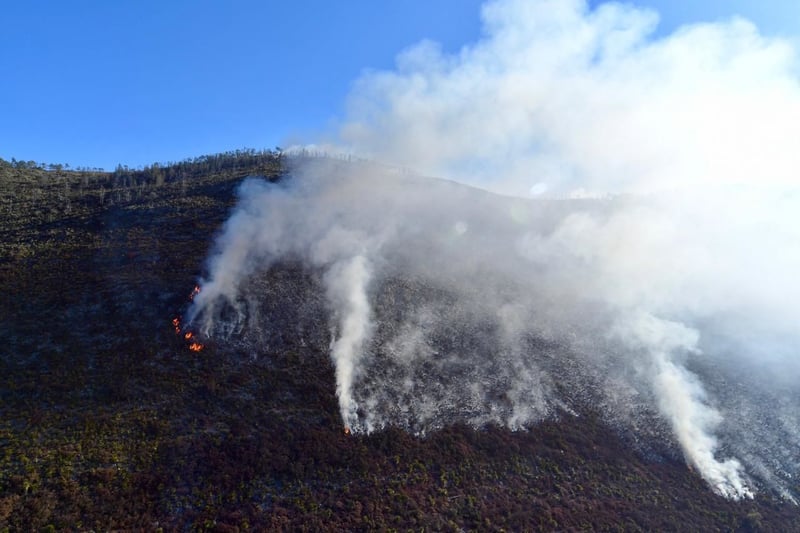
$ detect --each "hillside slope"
[0,154,797,530]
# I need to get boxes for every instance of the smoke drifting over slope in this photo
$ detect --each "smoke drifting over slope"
[188,0,800,500]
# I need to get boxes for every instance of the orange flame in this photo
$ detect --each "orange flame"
[175,287,205,351]
[344,427,351,435]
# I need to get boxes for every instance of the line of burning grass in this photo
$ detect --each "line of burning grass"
[173,285,205,352]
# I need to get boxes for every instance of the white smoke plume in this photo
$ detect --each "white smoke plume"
[341,0,800,197]
[612,311,752,499]
[324,255,372,431]
[188,0,800,500]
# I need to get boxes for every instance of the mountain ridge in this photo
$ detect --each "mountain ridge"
[1,152,797,530]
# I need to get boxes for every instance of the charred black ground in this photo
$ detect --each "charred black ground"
[0,153,797,530]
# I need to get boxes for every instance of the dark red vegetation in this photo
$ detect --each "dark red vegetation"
[0,155,797,530]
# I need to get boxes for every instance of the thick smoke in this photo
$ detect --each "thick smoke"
[188,0,800,501]
[324,255,372,430]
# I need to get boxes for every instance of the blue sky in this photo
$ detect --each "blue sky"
[1,0,797,170]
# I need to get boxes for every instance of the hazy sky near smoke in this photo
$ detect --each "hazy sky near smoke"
[1,0,798,169]
[338,0,800,197]
[627,0,800,40]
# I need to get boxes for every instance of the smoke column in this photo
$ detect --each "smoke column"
[188,0,800,501]
[324,255,372,431]
[614,311,752,499]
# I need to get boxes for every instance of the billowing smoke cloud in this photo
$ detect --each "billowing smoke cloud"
[188,0,800,501]
[341,0,800,197]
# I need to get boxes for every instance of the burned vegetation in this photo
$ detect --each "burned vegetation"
[0,153,798,530]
